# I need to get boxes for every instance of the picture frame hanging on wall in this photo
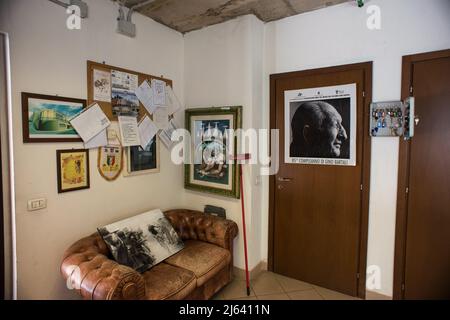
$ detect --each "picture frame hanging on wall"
[124,136,160,176]
[22,92,86,143]
[56,149,90,193]
[185,107,242,199]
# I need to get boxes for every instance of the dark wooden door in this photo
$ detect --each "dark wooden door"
[269,63,372,298]
[395,50,450,300]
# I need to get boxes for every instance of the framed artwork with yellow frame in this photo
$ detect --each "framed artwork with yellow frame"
[56,149,90,193]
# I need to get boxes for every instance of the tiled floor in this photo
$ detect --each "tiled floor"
[213,271,361,300]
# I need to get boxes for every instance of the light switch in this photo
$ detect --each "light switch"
[27,198,47,212]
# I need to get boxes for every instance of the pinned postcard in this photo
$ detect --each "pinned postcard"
[151,79,167,107]
[159,119,179,149]
[138,116,159,150]
[118,115,141,147]
[111,70,139,117]
[153,107,169,130]
[70,103,111,142]
[135,80,157,114]
[166,85,182,116]
[93,69,111,102]
[84,129,108,149]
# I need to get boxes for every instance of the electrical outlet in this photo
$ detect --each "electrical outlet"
[27,198,47,212]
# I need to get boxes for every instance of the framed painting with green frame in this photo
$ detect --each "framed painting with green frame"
[185,106,242,199]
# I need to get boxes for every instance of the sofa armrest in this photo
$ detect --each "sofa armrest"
[61,233,146,300]
[164,209,238,250]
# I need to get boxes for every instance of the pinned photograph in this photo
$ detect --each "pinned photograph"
[285,84,357,166]
[111,70,140,116]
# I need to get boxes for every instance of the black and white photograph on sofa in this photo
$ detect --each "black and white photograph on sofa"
[98,209,184,273]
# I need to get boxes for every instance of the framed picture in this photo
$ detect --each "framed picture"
[284,84,357,166]
[124,137,160,176]
[22,92,86,143]
[185,107,242,199]
[56,149,90,193]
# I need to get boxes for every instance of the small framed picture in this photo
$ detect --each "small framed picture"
[56,149,90,193]
[22,92,86,143]
[185,106,242,199]
[124,137,160,176]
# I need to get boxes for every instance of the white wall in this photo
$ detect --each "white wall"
[0,0,185,299]
[261,0,450,297]
[183,15,265,270]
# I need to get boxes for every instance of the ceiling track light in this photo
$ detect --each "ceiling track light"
[48,0,88,18]
[116,0,156,38]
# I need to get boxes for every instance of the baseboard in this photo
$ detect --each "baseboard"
[365,290,392,300]
[233,261,267,281]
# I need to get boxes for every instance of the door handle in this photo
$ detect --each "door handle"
[278,177,293,182]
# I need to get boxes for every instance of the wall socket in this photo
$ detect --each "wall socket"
[27,198,47,212]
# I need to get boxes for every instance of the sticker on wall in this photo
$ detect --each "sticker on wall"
[284,83,357,166]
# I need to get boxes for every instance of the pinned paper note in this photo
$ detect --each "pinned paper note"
[153,107,169,130]
[118,116,141,147]
[151,79,167,106]
[84,129,108,149]
[159,119,179,149]
[107,122,122,146]
[70,103,111,142]
[166,85,182,116]
[93,69,111,103]
[135,80,157,114]
[138,116,159,150]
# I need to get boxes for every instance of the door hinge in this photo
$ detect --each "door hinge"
[401,283,405,291]
[357,273,360,279]
[406,187,409,194]
[362,91,366,98]
[410,86,413,94]
[360,184,363,191]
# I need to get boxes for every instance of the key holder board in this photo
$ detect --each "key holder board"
[370,101,404,137]
[87,60,173,121]
[370,98,416,138]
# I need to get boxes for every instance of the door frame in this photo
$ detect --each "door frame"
[393,49,450,300]
[0,131,3,300]
[268,62,372,299]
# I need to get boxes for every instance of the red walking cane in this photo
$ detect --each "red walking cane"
[234,153,251,296]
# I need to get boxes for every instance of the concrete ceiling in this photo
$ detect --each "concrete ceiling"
[123,0,350,34]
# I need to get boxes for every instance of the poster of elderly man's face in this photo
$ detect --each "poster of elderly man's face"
[285,84,357,166]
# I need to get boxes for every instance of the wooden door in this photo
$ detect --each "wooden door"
[394,49,450,300]
[269,63,372,298]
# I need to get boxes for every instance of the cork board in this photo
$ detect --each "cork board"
[87,60,173,121]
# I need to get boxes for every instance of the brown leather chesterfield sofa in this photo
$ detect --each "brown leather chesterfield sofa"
[61,209,238,300]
